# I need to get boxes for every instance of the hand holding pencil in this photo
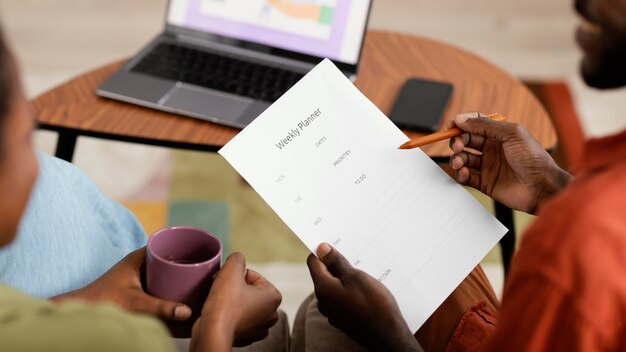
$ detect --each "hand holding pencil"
[398,113,507,149]
[436,111,571,215]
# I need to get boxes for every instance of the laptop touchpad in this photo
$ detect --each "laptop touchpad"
[163,84,252,120]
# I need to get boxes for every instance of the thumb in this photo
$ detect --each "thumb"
[455,112,515,141]
[316,243,353,279]
[220,252,247,277]
[245,268,269,286]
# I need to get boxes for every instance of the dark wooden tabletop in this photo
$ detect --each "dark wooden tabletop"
[32,30,557,159]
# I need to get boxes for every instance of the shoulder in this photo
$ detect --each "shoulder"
[60,303,175,351]
[32,151,144,231]
[0,287,175,352]
[36,151,97,189]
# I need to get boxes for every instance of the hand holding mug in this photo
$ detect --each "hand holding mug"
[51,247,192,322]
[191,253,282,350]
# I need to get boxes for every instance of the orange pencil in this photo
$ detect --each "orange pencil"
[398,113,507,149]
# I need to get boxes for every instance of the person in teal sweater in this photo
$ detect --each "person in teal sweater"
[0,26,282,352]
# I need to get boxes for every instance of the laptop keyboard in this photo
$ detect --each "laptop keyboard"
[131,43,305,102]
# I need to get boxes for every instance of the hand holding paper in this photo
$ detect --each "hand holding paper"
[307,243,422,352]
[219,59,507,332]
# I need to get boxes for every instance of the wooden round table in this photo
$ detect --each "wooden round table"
[33,30,556,160]
[32,30,557,271]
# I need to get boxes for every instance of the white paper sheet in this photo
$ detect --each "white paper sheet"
[219,59,507,332]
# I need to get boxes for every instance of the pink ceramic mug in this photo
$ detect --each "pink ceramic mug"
[146,226,223,338]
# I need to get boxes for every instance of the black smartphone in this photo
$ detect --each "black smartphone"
[389,78,453,133]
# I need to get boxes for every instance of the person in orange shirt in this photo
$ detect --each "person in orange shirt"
[300,0,626,350]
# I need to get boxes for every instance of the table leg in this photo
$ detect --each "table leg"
[495,201,516,277]
[55,131,78,162]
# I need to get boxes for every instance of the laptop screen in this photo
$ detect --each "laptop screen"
[167,0,371,66]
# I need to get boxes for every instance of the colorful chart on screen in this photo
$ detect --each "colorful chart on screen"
[201,0,337,41]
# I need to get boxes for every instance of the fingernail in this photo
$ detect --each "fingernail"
[317,243,332,258]
[455,112,478,124]
[451,156,460,170]
[174,305,192,320]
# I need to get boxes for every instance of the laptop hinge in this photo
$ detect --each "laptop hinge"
[173,33,316,73]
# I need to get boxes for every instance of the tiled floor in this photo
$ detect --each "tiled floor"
[3,0,626,330]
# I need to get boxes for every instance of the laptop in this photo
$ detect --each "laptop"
[97,0,373,129]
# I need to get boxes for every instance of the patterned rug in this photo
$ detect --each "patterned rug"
[123,150,311,263]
